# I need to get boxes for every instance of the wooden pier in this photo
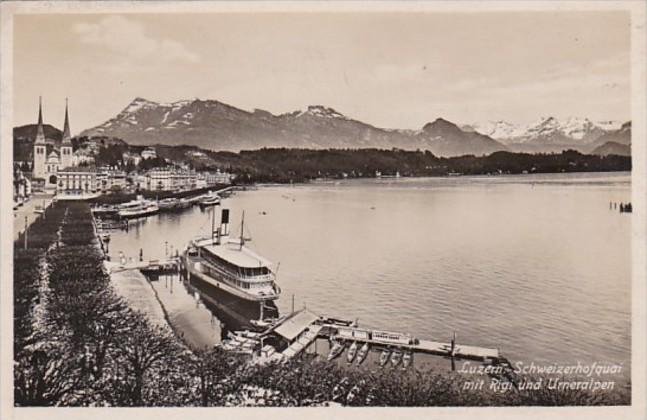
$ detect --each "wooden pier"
[106,257,181,275]
[258,309,506,365]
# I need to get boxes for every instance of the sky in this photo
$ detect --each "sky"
[13,11,630,133]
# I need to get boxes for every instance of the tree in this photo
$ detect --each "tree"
[107,312,180,406]
[14,343,85,406]
[190,347,245,406]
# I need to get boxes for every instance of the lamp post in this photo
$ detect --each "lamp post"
[24,216,28,250]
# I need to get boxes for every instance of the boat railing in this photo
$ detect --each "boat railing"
[198,257,276,284]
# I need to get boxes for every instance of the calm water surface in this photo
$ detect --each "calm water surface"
[108,172,631,374]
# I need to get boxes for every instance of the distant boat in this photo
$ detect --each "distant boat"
[382,171,401,179]
[346,341,358,363]
[185,194,204,205]
[355,343,369,366]
[118,196,159,219]
[177,197,193,209]
[198,193,221,208]
[92,204,119,218]
[379,349,390,367]
[158,197,180,211]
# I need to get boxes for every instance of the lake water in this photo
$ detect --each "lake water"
[107,172,631,376]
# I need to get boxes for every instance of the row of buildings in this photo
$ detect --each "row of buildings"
[13,98,234,202]
[134,167,232,191]
[37,165,233,198]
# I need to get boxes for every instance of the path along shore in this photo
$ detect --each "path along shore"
[106,261,221,350]
[13,193,54,240]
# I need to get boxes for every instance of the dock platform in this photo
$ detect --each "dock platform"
[319,322,502,362]
[259,309,505,364]
[282,325,322,358]
[105,258,181,274]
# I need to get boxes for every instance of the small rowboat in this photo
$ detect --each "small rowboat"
[355,343,369,366]
[346,341,358,363]
[402,351,413,369]
[379,349,390,367]
[327,340,345,361]
[390,350,402,367]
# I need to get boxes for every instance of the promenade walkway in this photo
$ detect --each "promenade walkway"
[108,265,169,329]
[13,193,53,240]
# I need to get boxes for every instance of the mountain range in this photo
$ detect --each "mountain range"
[78,97,507,157]
[33,96,627,158]
[462,117,630,155]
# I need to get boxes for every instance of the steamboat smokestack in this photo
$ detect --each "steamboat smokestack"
[220,208,230,239]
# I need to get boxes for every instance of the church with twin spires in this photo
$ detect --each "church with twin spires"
[32,97,97,195]
[32,97,73,187]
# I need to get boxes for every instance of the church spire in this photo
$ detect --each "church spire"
[61,98,71,144]
[35,96,45,144]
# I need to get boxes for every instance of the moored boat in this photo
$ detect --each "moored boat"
[379,349,390,367]
[198,192,221,208]
[183,209,281,324]
[158,197,180,211]
[402,351,413,369]
[177,197,192,209]
[117,196,159,219]
[355,343,369,366]
[390,350,402,367]
[346,341,358,363]
[92,204,119,218]
[327,340,345,361]
[185,194,204,205]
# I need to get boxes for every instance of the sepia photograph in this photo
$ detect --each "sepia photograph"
[1,1,645,419]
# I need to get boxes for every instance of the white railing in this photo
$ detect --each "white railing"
[198,257,277,289]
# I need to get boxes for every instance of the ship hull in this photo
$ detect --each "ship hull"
[119,206,159,219]
[187,271,279,331]
[186,261,278,302]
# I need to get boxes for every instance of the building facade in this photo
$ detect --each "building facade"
[143,167,198,191]
[206,169,234,185]
[96,167,127,192]
[57,166,98,195]
[141,147,157,160]
[13,166,32,200]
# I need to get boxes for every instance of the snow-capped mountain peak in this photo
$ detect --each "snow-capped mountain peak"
[299,105,349,120]
[120,97,160,115]
[467,116,622,145]
[466,120,524,140]
[559,117,596,140]
[595,120,623,131]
